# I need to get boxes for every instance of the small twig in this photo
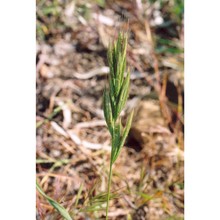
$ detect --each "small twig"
[123,195,137,209]
[75,120,106,128]
[67,130,111,151]
[73,66,109,79]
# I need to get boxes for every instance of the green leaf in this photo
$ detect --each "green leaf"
[113,42,118,75]
[115,76,121,97]
[121,34,127,62]
[115,72,130,118]
[120,110,134,148]
[107,45,115,79]
[111,121,122,163]
[120,41,127,82]
[75,182,84,207]
[112,110,134,164]
[103,89,114,134]
[36,181,72,220]
[81,191,119,212]
[119,56,126,89]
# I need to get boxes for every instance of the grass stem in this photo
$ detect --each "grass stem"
[106,161,113,220]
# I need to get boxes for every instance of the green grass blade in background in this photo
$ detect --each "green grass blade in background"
[36,181,72,220]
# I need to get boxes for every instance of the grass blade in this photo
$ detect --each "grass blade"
[111,110,133,163]
[36,181,72,220]
[103,89,114,135]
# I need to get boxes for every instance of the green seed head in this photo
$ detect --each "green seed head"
[103,32,133,164]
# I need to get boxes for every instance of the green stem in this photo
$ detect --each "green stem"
[106,160,113,220]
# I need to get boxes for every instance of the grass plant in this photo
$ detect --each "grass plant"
[103,32,134,219]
